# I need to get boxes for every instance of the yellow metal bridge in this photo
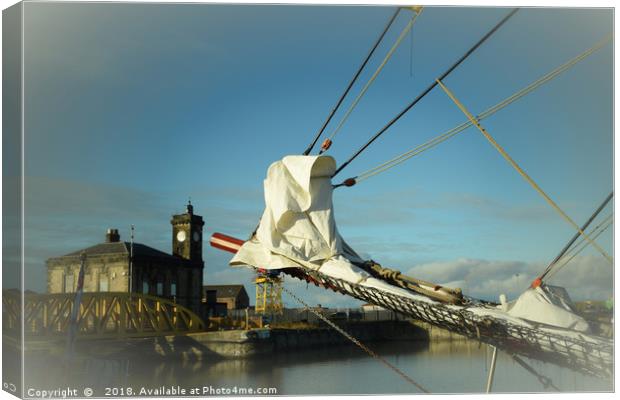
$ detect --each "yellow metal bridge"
[2,291,205,339]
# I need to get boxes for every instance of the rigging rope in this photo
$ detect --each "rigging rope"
[546,213,613,281]
[435,78,612,265]
[552,214,613,268]
[281,283,430,393]
[303,8,402,156]
[336,34,611,185]
[332,8,519,177]
[538,191,613,281]
[320,7,424,154]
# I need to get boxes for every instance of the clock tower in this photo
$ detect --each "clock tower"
[171,200,204,262]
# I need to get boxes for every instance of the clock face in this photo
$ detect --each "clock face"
[176,230,187,242]
[193,231,201,242]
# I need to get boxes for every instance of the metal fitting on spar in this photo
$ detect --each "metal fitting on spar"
[332,178,357,189]
[530,277,543,289]
[320,138,332,153]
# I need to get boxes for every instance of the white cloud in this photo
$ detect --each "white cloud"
[405,255,612,302]
[203,252,612,311]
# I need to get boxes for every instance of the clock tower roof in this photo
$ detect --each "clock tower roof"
[186,199,193,215]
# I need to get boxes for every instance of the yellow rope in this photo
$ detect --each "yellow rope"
[323,7,424,149]
[435,78,612,264]
[355,34,612,182]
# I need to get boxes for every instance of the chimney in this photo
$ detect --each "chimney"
[106,228,120,243]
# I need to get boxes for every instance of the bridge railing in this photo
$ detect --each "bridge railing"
[3,291,205,339]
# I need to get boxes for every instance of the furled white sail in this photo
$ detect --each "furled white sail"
[230,155,419,299]
[231,155,358,270]
[505,285,590,332]
[231,155,590,332]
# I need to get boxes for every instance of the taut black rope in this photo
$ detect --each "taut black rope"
[333,8,519,177]
[303,8,402,156]
[539,191,613,281]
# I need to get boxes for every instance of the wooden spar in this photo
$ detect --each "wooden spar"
[210,232,463,304]
[210,232,244,254]
[362,261,463,303]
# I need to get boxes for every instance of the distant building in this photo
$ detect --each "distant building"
[46,202,205,315]
[361,303,385,312]
[202,284,250,310]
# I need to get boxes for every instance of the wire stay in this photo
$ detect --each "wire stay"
[435,78,612,264]
[333,8,519,177]
[281,282,430,393]
[303,8,403,156]
[320,7,424,154]
[335,35,611,185]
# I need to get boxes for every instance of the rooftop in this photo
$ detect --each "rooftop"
[203,284,247,298]
[52,241,178,261]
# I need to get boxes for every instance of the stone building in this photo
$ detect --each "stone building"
[46,202,205,315]
[203,284,250,310]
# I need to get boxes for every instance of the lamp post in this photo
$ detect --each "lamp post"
[129,225,134,298]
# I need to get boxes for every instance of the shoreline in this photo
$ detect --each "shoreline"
[7,320,465,361]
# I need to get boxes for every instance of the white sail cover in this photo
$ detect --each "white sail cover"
[231,155,590,332]
[230,155,358,270]
[230,155,419,297]
[506,285,590,332]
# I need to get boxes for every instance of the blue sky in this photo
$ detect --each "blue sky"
[13,3,613,306]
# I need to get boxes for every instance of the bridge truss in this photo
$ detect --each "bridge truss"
[3,291,205,340]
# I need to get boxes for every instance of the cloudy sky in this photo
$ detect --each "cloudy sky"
[10,3,613,307]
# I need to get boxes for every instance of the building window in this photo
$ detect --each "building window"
[171,282,177,297]
[156,282,163,296]
[142,281,149,294]
[64,273,74,293]
[99,274,109,292]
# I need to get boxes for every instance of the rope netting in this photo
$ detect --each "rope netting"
[283,266,613,379]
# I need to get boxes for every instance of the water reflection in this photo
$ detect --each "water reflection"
[22,338,611,396]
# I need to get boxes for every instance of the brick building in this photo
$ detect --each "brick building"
[46,202,205,315]
[203,284,250,311]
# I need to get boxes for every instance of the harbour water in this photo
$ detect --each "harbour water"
[23,338,612,396]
